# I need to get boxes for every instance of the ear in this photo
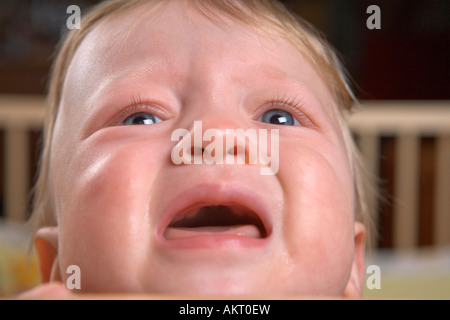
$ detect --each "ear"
[34,227,62,283]
[343,222,366,298]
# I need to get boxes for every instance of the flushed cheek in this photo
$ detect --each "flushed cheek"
[55,137,164,292]
[277,140,354,293]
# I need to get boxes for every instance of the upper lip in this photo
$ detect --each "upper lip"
[157,184,273,240]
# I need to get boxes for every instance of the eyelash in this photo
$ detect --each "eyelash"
[112,97,167,125]
[261,96,312,126]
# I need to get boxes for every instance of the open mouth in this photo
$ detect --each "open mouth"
[163,205,268,240]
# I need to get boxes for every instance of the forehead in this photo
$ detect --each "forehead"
[77,1,289,66]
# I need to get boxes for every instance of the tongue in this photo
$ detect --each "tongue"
[164,224,261,240]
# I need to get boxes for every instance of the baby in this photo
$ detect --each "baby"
[25,0,374,297]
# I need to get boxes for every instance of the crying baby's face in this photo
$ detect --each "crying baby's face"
[47,0,363,296]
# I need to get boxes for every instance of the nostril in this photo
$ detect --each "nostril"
[227,144,243,157]
[190,146,204,156]
[227,144,255,165]
[227,145,238,156]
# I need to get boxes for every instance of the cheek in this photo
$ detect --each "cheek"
[54,131,167,292]
[277,135,355,293]
[279,132,354,221]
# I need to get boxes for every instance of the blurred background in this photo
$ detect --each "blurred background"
[0,0,449,297]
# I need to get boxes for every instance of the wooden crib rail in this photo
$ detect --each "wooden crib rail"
[0,95,45,223]
[348,100,450,249]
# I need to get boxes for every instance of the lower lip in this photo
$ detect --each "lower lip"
[157,228,269,250]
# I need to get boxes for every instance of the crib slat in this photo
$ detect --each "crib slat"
[394,134,419,249]
[434,136,450,245]
[358,133,380,245]
[5,128,29,222]
[358,134,380,179]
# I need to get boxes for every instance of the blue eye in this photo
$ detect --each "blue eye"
[123,112,162,125]
[259,109,299,126]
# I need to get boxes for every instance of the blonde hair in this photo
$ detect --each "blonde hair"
[30,0,375,246]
